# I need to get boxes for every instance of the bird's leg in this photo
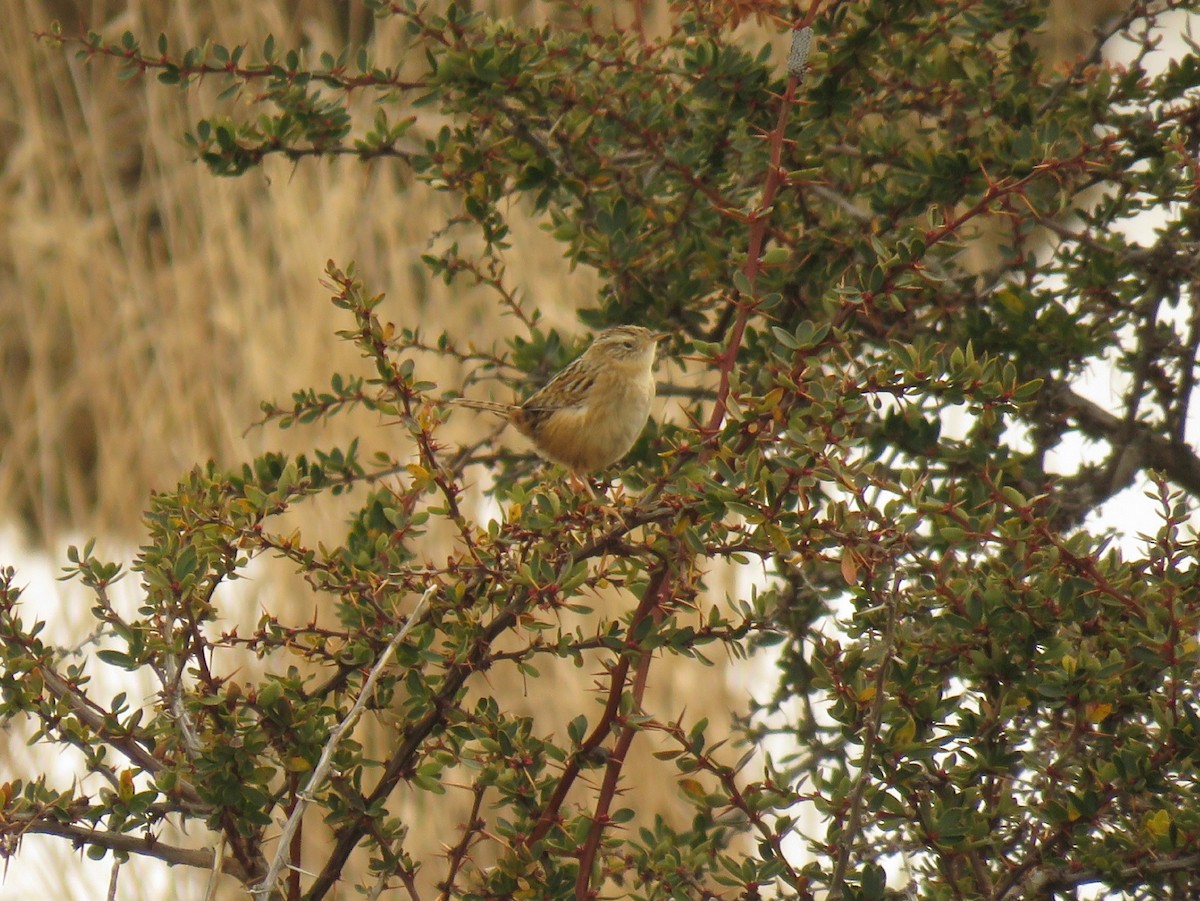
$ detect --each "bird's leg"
[567,469,596,498]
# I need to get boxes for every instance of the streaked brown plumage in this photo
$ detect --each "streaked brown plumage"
[453,325,667,475]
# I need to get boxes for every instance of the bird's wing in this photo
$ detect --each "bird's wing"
[522,360,593,412]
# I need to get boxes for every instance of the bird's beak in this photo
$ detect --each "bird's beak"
[652,332,670,343]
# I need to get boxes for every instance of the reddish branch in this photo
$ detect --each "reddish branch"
[323,265,482,562]
[573,619,660,900]
[521,566,669,845]
[648,719,800,885]
[437,784,488,899]
[703,5,821,441]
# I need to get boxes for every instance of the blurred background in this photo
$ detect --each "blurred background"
[0,1,1128,897]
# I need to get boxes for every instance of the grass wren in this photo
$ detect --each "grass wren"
[454,325,667,475]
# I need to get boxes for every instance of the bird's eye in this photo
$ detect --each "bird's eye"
[623,340,635,349]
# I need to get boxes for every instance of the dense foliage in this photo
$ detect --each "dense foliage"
[4,1,1200,898]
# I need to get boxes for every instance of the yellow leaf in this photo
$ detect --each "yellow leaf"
[284,756,314,774]
[1085,702,1112,723]
[890,715,916,747]
[118,769,135,803]
[1144,809,1171,838]
[678,778,706,801]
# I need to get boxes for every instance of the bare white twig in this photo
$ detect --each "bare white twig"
[164,654,204,760]
[204,831,226,901]
[250,586,435,900]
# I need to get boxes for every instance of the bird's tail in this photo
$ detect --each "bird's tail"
[448,397,514,416]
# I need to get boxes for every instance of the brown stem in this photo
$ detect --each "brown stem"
[438,784,487,900]
[16,817,251,883]
[704,71,801,440]
[525,564,671,848]
[573,569,669,900]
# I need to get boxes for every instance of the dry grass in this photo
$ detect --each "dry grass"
[4,1,482,542]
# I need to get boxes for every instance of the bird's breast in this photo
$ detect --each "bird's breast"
[529,368,654,473]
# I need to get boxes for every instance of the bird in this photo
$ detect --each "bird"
[452,325,667,477]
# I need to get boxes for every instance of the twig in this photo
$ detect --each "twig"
[827,573,901,901]
[204,832,226,901]
[161,650,204,760]
[15,818,248,880]
[650,719,800,885]
[524,565,671,849]
[704,25,813,440]
[437,784,487,900]
[572,566,671,900]
[1000,852,1200,899]
[34,665,204,806]
[367,847,422,901]
[250,586,436,900]
[573,645,656,901]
